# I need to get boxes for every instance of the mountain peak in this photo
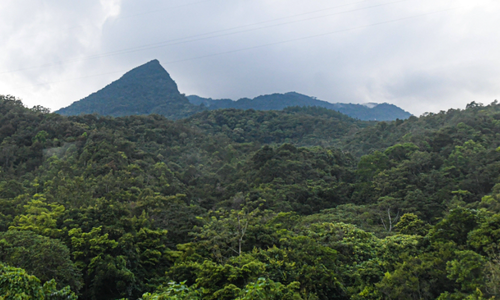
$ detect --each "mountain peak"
[117,59,177,91]
[128,59,163,73]
[56,60,203,119]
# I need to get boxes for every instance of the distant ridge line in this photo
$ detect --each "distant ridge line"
[187,92,412,121]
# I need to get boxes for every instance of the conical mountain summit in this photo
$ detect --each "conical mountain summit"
[56,60,203,119]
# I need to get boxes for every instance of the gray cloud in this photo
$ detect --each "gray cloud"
[1,0,499,115]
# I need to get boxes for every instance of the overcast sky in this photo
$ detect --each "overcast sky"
[0,0,499,116]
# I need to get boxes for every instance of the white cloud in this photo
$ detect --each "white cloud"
[0,0,123,109]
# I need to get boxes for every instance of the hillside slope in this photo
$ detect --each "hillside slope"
[182,106,372,146]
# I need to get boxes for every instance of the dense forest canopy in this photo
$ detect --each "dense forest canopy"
[1,94,500,299]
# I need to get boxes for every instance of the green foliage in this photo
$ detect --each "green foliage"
[10,193,66,238]
[0,230,82,292]
[395,213,431,236]
[190,207,262,263]
[3,95,500,299]
[142,278,305,300]
[428,207,480,246]
[468,213,500,256]
[446,250,486,292]
[0,262,77,300]
[69,226,135,299]
[235,277,303,300]
[141,281,200,300]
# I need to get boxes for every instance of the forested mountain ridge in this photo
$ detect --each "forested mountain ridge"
[55,60,204,119]
[2,94,500,299]
[55,60,411,121]
[343,101,500,155]
[188,92,412,121]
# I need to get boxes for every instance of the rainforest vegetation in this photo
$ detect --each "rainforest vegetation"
[1,94,500,299]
